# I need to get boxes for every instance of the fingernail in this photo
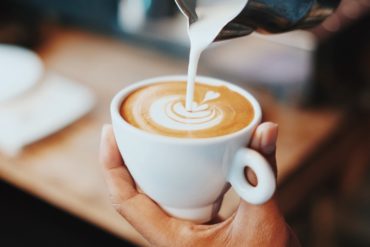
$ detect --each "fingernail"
[251,127,262,148]
[101,124,111,141]
[261,123,278,155]
[100,124,109,163]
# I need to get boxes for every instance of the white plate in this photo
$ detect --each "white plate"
[0,44,44,102]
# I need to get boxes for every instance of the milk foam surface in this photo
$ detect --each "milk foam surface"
[121,82,254,138]
[186,0,248,110]
[150,93,223,131]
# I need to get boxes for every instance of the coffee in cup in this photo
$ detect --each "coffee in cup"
[120,81,254,138]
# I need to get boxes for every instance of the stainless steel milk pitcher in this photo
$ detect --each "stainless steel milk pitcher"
[175,0,341,40]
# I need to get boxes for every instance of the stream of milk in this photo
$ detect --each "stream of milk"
[185,0,248,111]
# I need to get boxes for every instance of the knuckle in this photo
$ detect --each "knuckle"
[112,203,122,213]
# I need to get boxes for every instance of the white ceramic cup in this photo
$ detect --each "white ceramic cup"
[111,75,276,223]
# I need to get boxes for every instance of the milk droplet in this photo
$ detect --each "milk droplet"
[202,91,220,103]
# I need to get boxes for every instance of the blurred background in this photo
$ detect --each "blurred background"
[0,0,369,246]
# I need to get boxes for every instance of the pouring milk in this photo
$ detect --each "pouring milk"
[184,0,248,111]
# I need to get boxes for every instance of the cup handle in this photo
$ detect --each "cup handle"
[228,148,276,205]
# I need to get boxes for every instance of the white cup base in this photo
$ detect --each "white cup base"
[161,199,223,223]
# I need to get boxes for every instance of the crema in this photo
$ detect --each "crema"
[121,81,254,138]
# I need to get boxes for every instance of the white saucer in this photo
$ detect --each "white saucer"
[0,44,44,102]
[0,72,95,156]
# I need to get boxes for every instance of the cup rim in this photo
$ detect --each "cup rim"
[111,75,262,145]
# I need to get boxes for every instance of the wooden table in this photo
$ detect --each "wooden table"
[0,28,342,246]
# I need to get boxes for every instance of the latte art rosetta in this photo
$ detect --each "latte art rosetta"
[150,95,224,131]
[121,82,254,138]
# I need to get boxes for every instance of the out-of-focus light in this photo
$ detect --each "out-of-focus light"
[118,0,147,32]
